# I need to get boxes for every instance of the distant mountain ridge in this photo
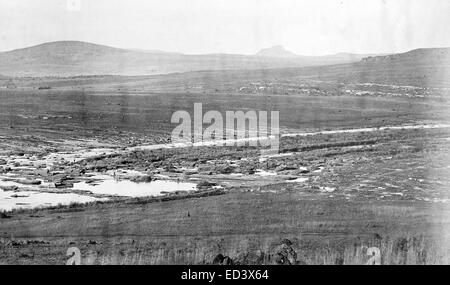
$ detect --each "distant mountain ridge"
[0,41,378,77]
[256,45,299,58]
[361,48,450,64]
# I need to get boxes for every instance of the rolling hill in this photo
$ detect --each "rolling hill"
[0,41,374,77]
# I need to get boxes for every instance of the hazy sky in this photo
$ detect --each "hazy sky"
[0,0,449,55]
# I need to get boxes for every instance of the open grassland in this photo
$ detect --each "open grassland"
[1,192,450,265]
[1,67,450,264]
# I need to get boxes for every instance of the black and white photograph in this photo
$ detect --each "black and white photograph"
[0,0,450,268]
